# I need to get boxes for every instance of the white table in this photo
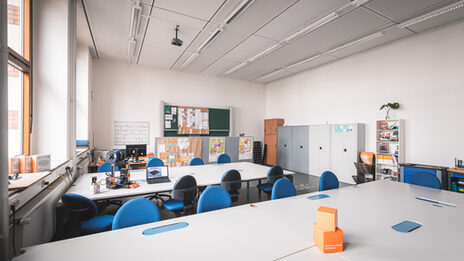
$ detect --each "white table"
[66,162,295,201]
[15,180,464,261]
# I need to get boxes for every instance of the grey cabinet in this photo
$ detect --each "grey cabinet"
[277,126,309,173]
[309,125,331,177]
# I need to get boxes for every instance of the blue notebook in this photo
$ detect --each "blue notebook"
[391,221,422,233]
[307,194,330,200]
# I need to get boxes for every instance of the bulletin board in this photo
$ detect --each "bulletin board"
[114,121,150,146]
[163,104,230,137]
[177,106,209,135]
[156,137,202,167]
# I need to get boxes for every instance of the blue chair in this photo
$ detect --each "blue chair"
[162,175,198,216]
[112,198,161,230]
[197,186,231,213]
[410,171,441,189]
[61,193,114,234]
[221,169,242,202]
[97,162,118,172]
[190,157,204,166]
[217,154,231,164]
[257,165,284,194]
[271,178,296,200]
[319,171,339,191]
[147,157,164,167]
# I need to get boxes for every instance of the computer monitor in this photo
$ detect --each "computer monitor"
[126,144,147,160]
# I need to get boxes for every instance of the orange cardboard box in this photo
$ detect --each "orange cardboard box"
[18,156,32,174]
[8,158,20,174]
[313,223,343,253]
[316,206,338,232]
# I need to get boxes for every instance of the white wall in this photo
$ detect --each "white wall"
[31,0,69,162]
[266,20,464,167]
[92,60,266,152]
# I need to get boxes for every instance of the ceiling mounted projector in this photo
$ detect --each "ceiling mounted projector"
[171,25,183,47]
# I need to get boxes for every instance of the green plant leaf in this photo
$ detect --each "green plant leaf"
[379,104,386,110]
[391,103,400,109]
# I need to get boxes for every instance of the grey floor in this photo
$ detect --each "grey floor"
[102,172,350,220]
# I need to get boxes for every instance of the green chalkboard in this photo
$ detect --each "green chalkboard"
[163,105,230,137]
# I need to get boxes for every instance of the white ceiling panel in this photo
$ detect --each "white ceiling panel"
[405,7,464,33]
[221,35,277,63]
[286,54,337,74]
[201,59,240,77]
[292,7,392,53]
[255,0,350,41]
[226,0,298,34]
[330,27,413,57]
[365,0,451,23]
[230,43,318,80]
[199,28,250,58]
[138,8,206,67]
[182,54,217,73]
[152,0,227,21]
[255,70,292,83]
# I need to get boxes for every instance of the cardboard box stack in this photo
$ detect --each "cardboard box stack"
[313,206,343,253]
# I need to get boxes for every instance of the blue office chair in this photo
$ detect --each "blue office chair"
[97,162,119,172]
[190,157,204,166]
[147,157,164,167]
[197,186,231,214]
[257,165,284,195]
[61,193,114,235]
[319,171,339,191]
[221,169,242,202]
[410,171,441,189]
[271,178,296,200]
[162,175,198,216]
[217,154,231,164]
[112,198,161,230]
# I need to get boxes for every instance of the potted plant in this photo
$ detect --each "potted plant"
[379,102,400,120]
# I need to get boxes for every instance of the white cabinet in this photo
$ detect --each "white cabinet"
[309,125,331,177]
[309,124,365,184]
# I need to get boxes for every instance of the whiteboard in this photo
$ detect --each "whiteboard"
[114,121,150,146]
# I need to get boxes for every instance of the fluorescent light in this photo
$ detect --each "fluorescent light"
[225,0,255,24]
[129,4,142,38]
[328,31,384,54]
[223,63,248,76]
[127,38,136,64]
[197,28,221,52]
[181,53,199,69]
[399,0,464,28]
[256,69,285,81]
[247,44,280,63]
[285,55,322,71]
[282,12,339,43]
[350,0,371,7]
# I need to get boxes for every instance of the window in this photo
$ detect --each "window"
[7,0,31,157]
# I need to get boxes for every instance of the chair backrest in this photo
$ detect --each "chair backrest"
[197,186,231,213]
[319,171,339,191]
[221,169,242,195]
[410,171,441,189]
[271,178,296,200]
[267,165,284,184]
[173,175,198,205]
[147,157,164,167]
[189,157,204,166]
[61,193,97,220]
[98,162,118,172]
[112,198,161,230]
[217,154,231,164]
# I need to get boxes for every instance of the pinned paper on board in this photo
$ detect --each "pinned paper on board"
[177,106,209,135]
[209,137,225,162]
[239,137,253,160]
[157,137,202,167]
[114,121,149,146]
[165,121,171,129]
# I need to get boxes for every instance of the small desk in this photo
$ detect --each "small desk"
[447,168,464,191]
[67,162,295,201]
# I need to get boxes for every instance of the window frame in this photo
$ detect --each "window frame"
[7,0,32,155]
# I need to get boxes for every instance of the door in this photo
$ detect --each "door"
[277,126,292,170]
[292,126,309,173]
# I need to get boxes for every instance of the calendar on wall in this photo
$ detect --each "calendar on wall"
[114,121,150,146]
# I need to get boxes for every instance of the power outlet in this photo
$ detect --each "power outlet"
[10,199,20,208]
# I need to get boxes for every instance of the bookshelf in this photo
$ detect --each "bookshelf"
[375,119,404,181]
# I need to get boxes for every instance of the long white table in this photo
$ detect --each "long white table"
[67,162,295,201]
[14,180,464,260]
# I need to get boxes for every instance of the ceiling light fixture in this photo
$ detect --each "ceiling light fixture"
[256,69,285,81]
[398,0,464,28]
[129,1,142,38]
[225,0,255,24]
[285,55,322,71]
[181,52,199,69]
[127,38,137,64]
[223,62,248,76]
[282,11,339,43]
[350,0,371,7]
[328,31,384,54]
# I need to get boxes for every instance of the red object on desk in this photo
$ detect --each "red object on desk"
[129,183,140,189]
